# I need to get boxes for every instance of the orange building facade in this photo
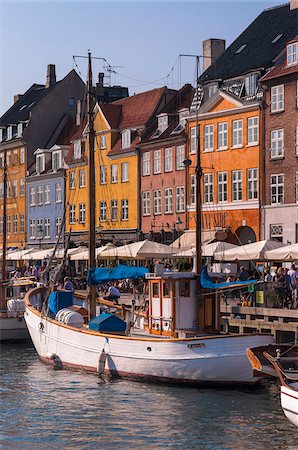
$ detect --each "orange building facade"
[187,91,262,244]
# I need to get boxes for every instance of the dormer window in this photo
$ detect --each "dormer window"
[17,123,23,137]
[7,126,13,140]
[245,73,259,96]
[0,129,4,142]
[52,151,61,171]
[207,83,218,98]
[122,129,131,149]
[74,140,82,159]
[158,115,168,133]
[36,154,45,174]
[287,42,297,66]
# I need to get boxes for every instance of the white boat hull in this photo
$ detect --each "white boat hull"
[281,383,298,427]
[0,316,29,341]
[25,303,274,385]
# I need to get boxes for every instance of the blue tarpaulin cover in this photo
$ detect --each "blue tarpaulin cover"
[200,265,257,290]
[87,264,148,285]
[48,291,73,315]
[88,313,126,333]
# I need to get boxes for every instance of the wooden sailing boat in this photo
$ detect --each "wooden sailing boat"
[24,52,274,384]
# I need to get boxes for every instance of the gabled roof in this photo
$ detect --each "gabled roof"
[260,56,298,82]
[99,103,122,129]
[200,3,298,83]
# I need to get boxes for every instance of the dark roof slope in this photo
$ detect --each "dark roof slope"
[200,3,298,83]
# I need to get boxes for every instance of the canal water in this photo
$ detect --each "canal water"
[1,342,297,449]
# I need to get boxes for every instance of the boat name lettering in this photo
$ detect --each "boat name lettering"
[187,343,205,349]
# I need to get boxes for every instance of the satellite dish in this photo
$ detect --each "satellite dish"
[215,230,228,241]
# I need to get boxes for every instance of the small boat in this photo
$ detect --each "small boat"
[247,344,298,427]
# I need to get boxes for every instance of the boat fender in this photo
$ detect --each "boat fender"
[38,322,44,332]
[46,352,62,370]
[98,349,107,376]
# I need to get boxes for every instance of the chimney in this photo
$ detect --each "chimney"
[46,64,56,88]
[203,38,225,72]
[290,0,298,9]
[14,94,22,103]
[98,72,104,86]
[76,100,81,126]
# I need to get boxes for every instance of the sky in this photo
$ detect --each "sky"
[0,0,284,116]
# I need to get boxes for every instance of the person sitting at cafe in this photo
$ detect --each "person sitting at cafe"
[103,283,121,304]
[63,276,74,292]
[236,266,249,281]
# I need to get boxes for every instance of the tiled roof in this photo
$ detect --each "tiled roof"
[200,3,298,83]
[99,103,122,129]
[260,59,298,82]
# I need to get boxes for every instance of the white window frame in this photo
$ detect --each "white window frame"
[245,73,259,96]
[190,174,196,205]
[12,180,17,198]
[17,123,23,137]
[287,43,297,66]
[100,134,107,149]
[69,205,76,224]
[74,140,82,159]
[158,114,168,133]
[296,172,298,203]
[100,166,107,184]
[29,187,35,206]
[52,151,61,171]
[44,218,50,239]
[271,85,284,113]
[100,201,107,221]
[121,199,129,221]
[142,192,150,216]
[218,172,228,203]
[247,168,258,200]
[55,183,62,203]
[69,172,76,189]
[153,150,161,174]
[176,186,185,213]
[270,174,284,205]
[296,125,298,156]
[142,152,150,176]
[270,129,284,159]
[270,224,283,242]
[79,169,86,188]
[30,219,35,239]
[20,147,25,164]
[232,170,242,202]
[218,122,228,150]
[13,214,18,233]
[164,188,173,214]
[204,173,213,204]
[111,200,118,221]
[7,126,12,140]
[20,179,25,197]
[121,162,129,182]
[153,190,162,215]
[79,203,86,224]
[37,185,43,205]
[204,124,214,152]
[44,185,50,204]
[6,216,10,234]
[247,117,259,145]
[190,127,196,153]
[121,130,131,149]
[111,164,118,183]
[176,145,185,170]
[20,213,24,233]
[56,217,62,238]
[164,147,173,172]
[36,218,43,239]
[232,120,243,148]
[36,154,45,174]
[12,149,18,165]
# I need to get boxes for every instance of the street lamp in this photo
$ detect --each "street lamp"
[175,216,183,249]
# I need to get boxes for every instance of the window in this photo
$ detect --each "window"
[74,140,82,159]
[44,185,50,204]
[296,172,298,203]
[37,218,43,238]
[20,179,25,197]
[158,115,168,133]
[121,199,129,221]
[296,126,298,155]
[218,172,228,202]
[153,190,162,215]
[37,186,43,205]
[79,169,86,188]
[121,162,129,182]
[164,148,173,172]
[6,151,10,166]
[245,73,259,96]
[100,134,107,149]
[44,218,50,239]
[218,122,228,150]
[12,180,17,198]
[111,200,118,221]
[7,126,12,140]
[79,204,86,224]
[111,164,118,183]
[164,188,173,213]
[270,129,284,158]
[247,168,258,200]
[204,125,214,152]
[142,152,150,176]
[29,187,35,206]
[30,219,35,239]
[235,43,247,54]
[142,192,150,216]
[69,172,76,189]
[0,216,3,233]
[6,181,10,198]
[271,85,284,112]
[52,152,61,171]
[176,186,185,212]
[287,43,297,66]
[270,224,283,242]
[36,155,45,174]
[232,170,242,201]
[13,215,18,233]
[0,130,3,143]
[55,183,62,203]
[270,174,284,204]
[12,150,18,165]
[190,174,196,205]
[69,97,75,106]
[6,216,11,233]
[232,120,243,147]
[69,205,76,224]
[247,117,259,145]
[56,217,62,237]
[100,166,107,184]
[153,150,161,174]
[190,127,196,153]
[176,145,185,170]
[204,173,213,203]
[122,130,131,149]
[20,147,25,164]
[208,84,217,97]
[20,214,24,233]
[0,182,2,198]
[100,201,107,221]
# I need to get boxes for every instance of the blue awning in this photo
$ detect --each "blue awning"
[200,265,257,290]
[87,264,148,285]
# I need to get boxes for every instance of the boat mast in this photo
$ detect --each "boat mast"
[87,51,97,320]
[0,147,7,309]
[194,56,204,330]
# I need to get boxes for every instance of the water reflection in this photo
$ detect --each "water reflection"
[1,343,297,449]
